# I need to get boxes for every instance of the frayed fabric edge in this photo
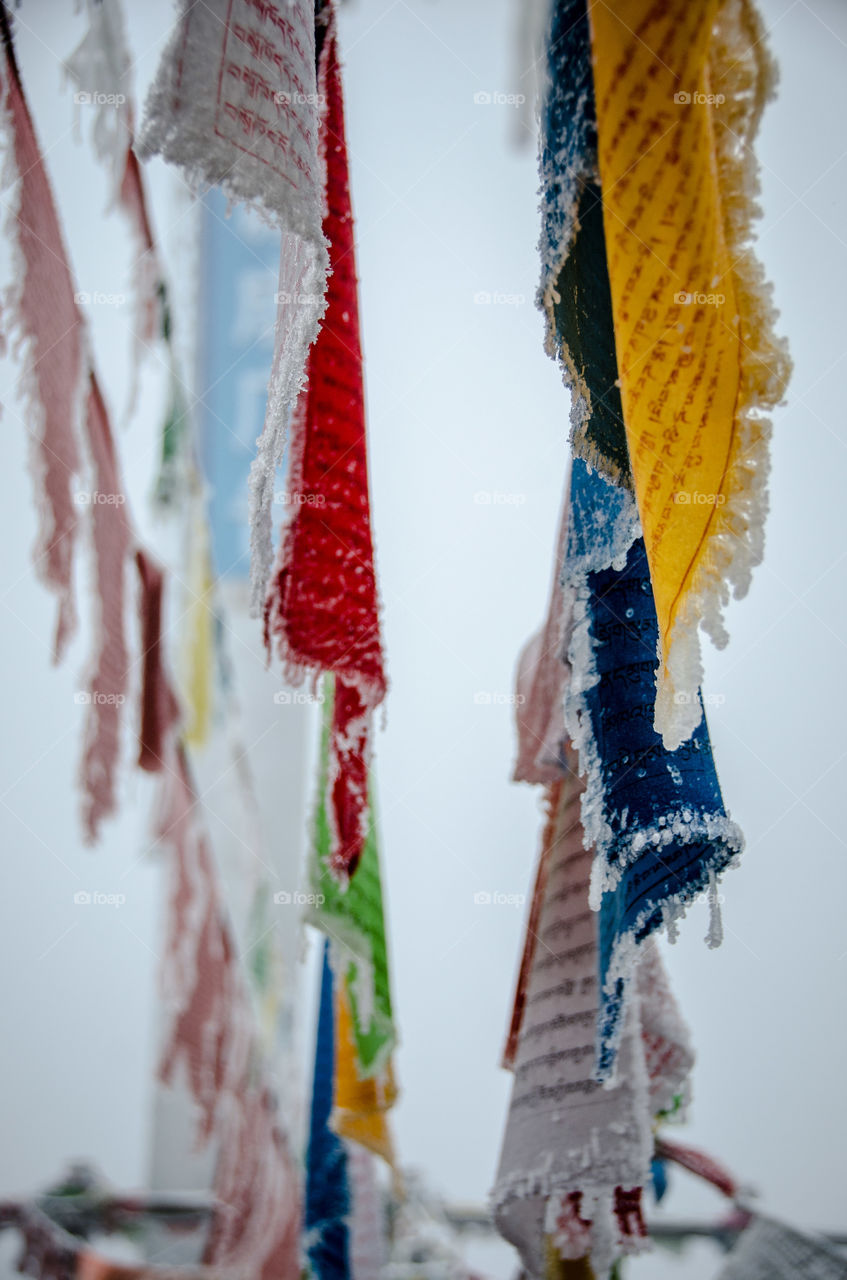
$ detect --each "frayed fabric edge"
[594,843,742,1082]
[653,0,792,749]
[492,1181,650,1280]
[0,72,86,663]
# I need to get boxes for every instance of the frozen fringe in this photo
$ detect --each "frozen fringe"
[136,0,329,611]
[654,0,792,747]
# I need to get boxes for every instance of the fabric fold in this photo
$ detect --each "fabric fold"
[586,0,791,744]
[492,768,655,1279]
[136,0,329,606]
[264,2,386,879]
[0,5,85,660]
[563,458,742,1077]
[307,680,397,1079]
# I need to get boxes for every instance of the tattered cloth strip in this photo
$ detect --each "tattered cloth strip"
[135,550,181,772]
[0,3,85,660]
[563,457,742,1078]
[345,1141,386,1280]
[493,771,659,1279]
[155,745,301,1280]
[79,374,132,841]
[333,977,396,1166]
[654,1137,738,1200]
[306,678,396,1077]
[1,9,137,840]
[537,0,630,489]
[306,940,352,1280]
[63,0,164,398]
[265,3,387,879]
[513,483,569,787]
[636,948,694,1119]
[717,1216,847,1280]
[179,489,216,749]
[585,0,791,745]
[136,0,328,606]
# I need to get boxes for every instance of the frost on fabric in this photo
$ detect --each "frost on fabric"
[306,680,397,1081]
[263,7,386,881]
[580,0,792,747]
[492,772,655,1279]
[559,461,743,1078]
[137,0,329,610]
[155,748,301,1280]
[536,0,597,351]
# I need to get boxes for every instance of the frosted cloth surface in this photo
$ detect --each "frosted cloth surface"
[137,0,328,608]
[305,941,351,1280]
[492,773,653,1280]
[306,682,396,1079]
[587,0,791,745]
[156,748,301,1280]
[264,3,386,879]
[562,459,742,1078]
[513,480,570,786]
[717,1216,847,1279]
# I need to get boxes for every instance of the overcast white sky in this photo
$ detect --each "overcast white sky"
[1,3,846,1279]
